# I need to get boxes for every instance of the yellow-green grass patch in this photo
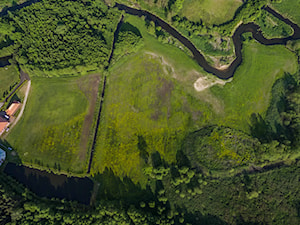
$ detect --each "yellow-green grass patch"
[271,0,300,26]
[211,41,298,132]
[180,0,243,25]
[6,74,100,174]
[91,51,214,184]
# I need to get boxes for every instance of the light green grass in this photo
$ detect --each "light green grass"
[7,76,90,173]
[211,40,298,132]
[92,13,298,184]
[180,0,243,25]
[91,14,217,183]
[92,52,214,184]
[271,0,300,26]
[0,65,19,102]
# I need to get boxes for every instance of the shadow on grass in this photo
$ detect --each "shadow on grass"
[94,168,154,207]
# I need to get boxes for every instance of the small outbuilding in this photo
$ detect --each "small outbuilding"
[0,148,6,166]
[6,102,20,116]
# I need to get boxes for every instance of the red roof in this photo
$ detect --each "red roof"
[0,121,9,134]
[6,102,20,116]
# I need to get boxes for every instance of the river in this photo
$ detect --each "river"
[4,163,93,205]
[115,3,300,79]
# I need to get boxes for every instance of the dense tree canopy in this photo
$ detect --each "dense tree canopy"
[3,0,121,75]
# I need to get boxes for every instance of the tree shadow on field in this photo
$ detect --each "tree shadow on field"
[150,151,163,168]
[249,113,271,143]
[119,22,142,37]
[94,168,154,206]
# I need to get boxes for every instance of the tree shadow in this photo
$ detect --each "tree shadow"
[119,22,142,37]
[94,168,154,207]
[249,113,271,143]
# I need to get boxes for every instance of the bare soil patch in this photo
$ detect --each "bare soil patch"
[77,74,101,161]
[193,73,232,92]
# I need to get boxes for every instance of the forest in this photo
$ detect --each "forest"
[0,0,121,76]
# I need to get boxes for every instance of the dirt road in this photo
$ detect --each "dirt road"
[6,80,31,132]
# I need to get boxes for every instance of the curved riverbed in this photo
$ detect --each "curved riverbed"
[116,4,300,79]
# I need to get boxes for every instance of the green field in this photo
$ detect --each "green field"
[180,0,243,25]
[7,74,101,173]
[90,13,299,184]
[271,0,300,26]
[0,65,20,102]
[211,40,297,132]
[91,52,214,183]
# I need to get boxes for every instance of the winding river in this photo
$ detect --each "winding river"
[116,3,300,79]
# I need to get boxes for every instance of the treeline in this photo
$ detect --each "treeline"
[0,171,198,225]
[0,0,121,76]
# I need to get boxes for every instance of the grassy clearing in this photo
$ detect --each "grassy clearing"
[91,14,218,183]
[271,0,300,26]
[92,14,298,184]
[7,74,100,174]
[0,65,19,102]
[211,40,298,132]
[91,52,213,184]
[180,0,243,25]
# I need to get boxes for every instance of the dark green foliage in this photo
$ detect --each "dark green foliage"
[182,126,261,170]
[113,22,143,61]
[6,0,120,75]
[255,9,293,38]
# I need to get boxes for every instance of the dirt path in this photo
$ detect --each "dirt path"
[6,80,31,132]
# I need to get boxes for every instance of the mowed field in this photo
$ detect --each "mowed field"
[271,0,300,26]
[7,74,101,174]
[180,0,243,25]
[211,41,297,132]
[0,65,19,102]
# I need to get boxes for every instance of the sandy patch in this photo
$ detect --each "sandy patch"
[194,74,232,92]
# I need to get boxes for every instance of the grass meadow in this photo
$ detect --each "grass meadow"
[211,40,297,132]
[271,0,300,26]
[91,13,298,184]
[180,0,243,25]
[7,74,101,174]
[0,65,19,102]
[91,52,214,184]
[91,15,219,184]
